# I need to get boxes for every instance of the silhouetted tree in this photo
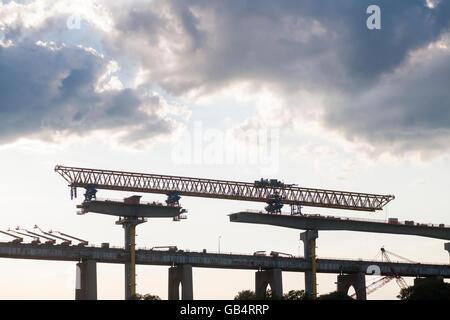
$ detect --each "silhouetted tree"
[283,290,307,300]
[235,289,304,300]
[132,293,162,300]
[234,290,256,300]
[317,291,353,300]
[398,278,450,300]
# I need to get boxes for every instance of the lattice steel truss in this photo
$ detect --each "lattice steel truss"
[55,165,394,212]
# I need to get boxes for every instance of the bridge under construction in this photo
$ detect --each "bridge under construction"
[2,165,447,300]
[1,241,449,300]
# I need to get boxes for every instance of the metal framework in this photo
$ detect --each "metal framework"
[55,165,394,212]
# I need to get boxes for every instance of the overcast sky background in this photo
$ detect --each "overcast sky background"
[0,0,449,300]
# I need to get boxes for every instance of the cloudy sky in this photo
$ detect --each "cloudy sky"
[0,0,449,299]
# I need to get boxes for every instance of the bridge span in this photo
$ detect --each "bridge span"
[229,211,450,240]
[0,242,449,300]
[0,242,448,277]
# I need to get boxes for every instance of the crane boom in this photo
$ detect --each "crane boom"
[55,165,394,212]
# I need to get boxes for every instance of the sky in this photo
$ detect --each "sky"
[0,0,449,300]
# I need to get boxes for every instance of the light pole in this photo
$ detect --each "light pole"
[218,235,222,253]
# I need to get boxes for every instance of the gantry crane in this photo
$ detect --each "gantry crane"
[54,165,394,212]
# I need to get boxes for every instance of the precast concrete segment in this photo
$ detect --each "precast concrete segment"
[229,212,450,240]
[1,243,449,277]
[79,200,182,218]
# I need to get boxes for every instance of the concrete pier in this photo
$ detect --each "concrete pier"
[117,216,146,300]
[255,269,283,299]
[336,272,366,300]
[75,259,97,300]
[445,243,450,261]
[300,230,318,298]
[168,264,193,300]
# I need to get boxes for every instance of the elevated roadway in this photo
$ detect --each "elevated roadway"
[229,211,450,240]
[0,242,449,278]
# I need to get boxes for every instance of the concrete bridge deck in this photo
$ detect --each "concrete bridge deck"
[229,211,450,240]
[0,242,449,278]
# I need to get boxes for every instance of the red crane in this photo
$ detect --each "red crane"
[48,230,88,246]
[9,228,40,244]
[0,230,23,243]
[33,225,72,246]
[352,247,411,299]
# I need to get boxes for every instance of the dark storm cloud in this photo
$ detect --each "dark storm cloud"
[324,44,450,156]
[0,41,174,144]
[105,0,450,156]
[108,0,450,94]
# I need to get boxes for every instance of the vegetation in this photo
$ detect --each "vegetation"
[283,290,308,300]
[234,290,257,300]
[317,291,354,300]
[398,278,450,300]
[234,289,308,300]
[131,293,162,300]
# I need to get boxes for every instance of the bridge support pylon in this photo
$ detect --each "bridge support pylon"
[75,259,97,300]
[445,243,450,262]
[300,229,318,298]
[336,272,366,300]
[116,216,146,300]
[168,264,193,300]
[255,268,283,299]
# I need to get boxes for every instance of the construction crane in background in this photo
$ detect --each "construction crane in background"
[352,247,411,299]
[33,225,71,246]
[0,230,23,243]
[16,227,56,244]
[48,230,88,246]
[9,228,40,244]
[54,165,395,213]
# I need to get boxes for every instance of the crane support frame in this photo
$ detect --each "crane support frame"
[55,165,394,212]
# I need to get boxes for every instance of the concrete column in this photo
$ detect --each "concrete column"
[116,216,145,300]
[336,272,366,300]
[168,264,193,300]
[255,269,283,299]
[300,230,318,298]
[445,243,450,262]
[75,259,97,300]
